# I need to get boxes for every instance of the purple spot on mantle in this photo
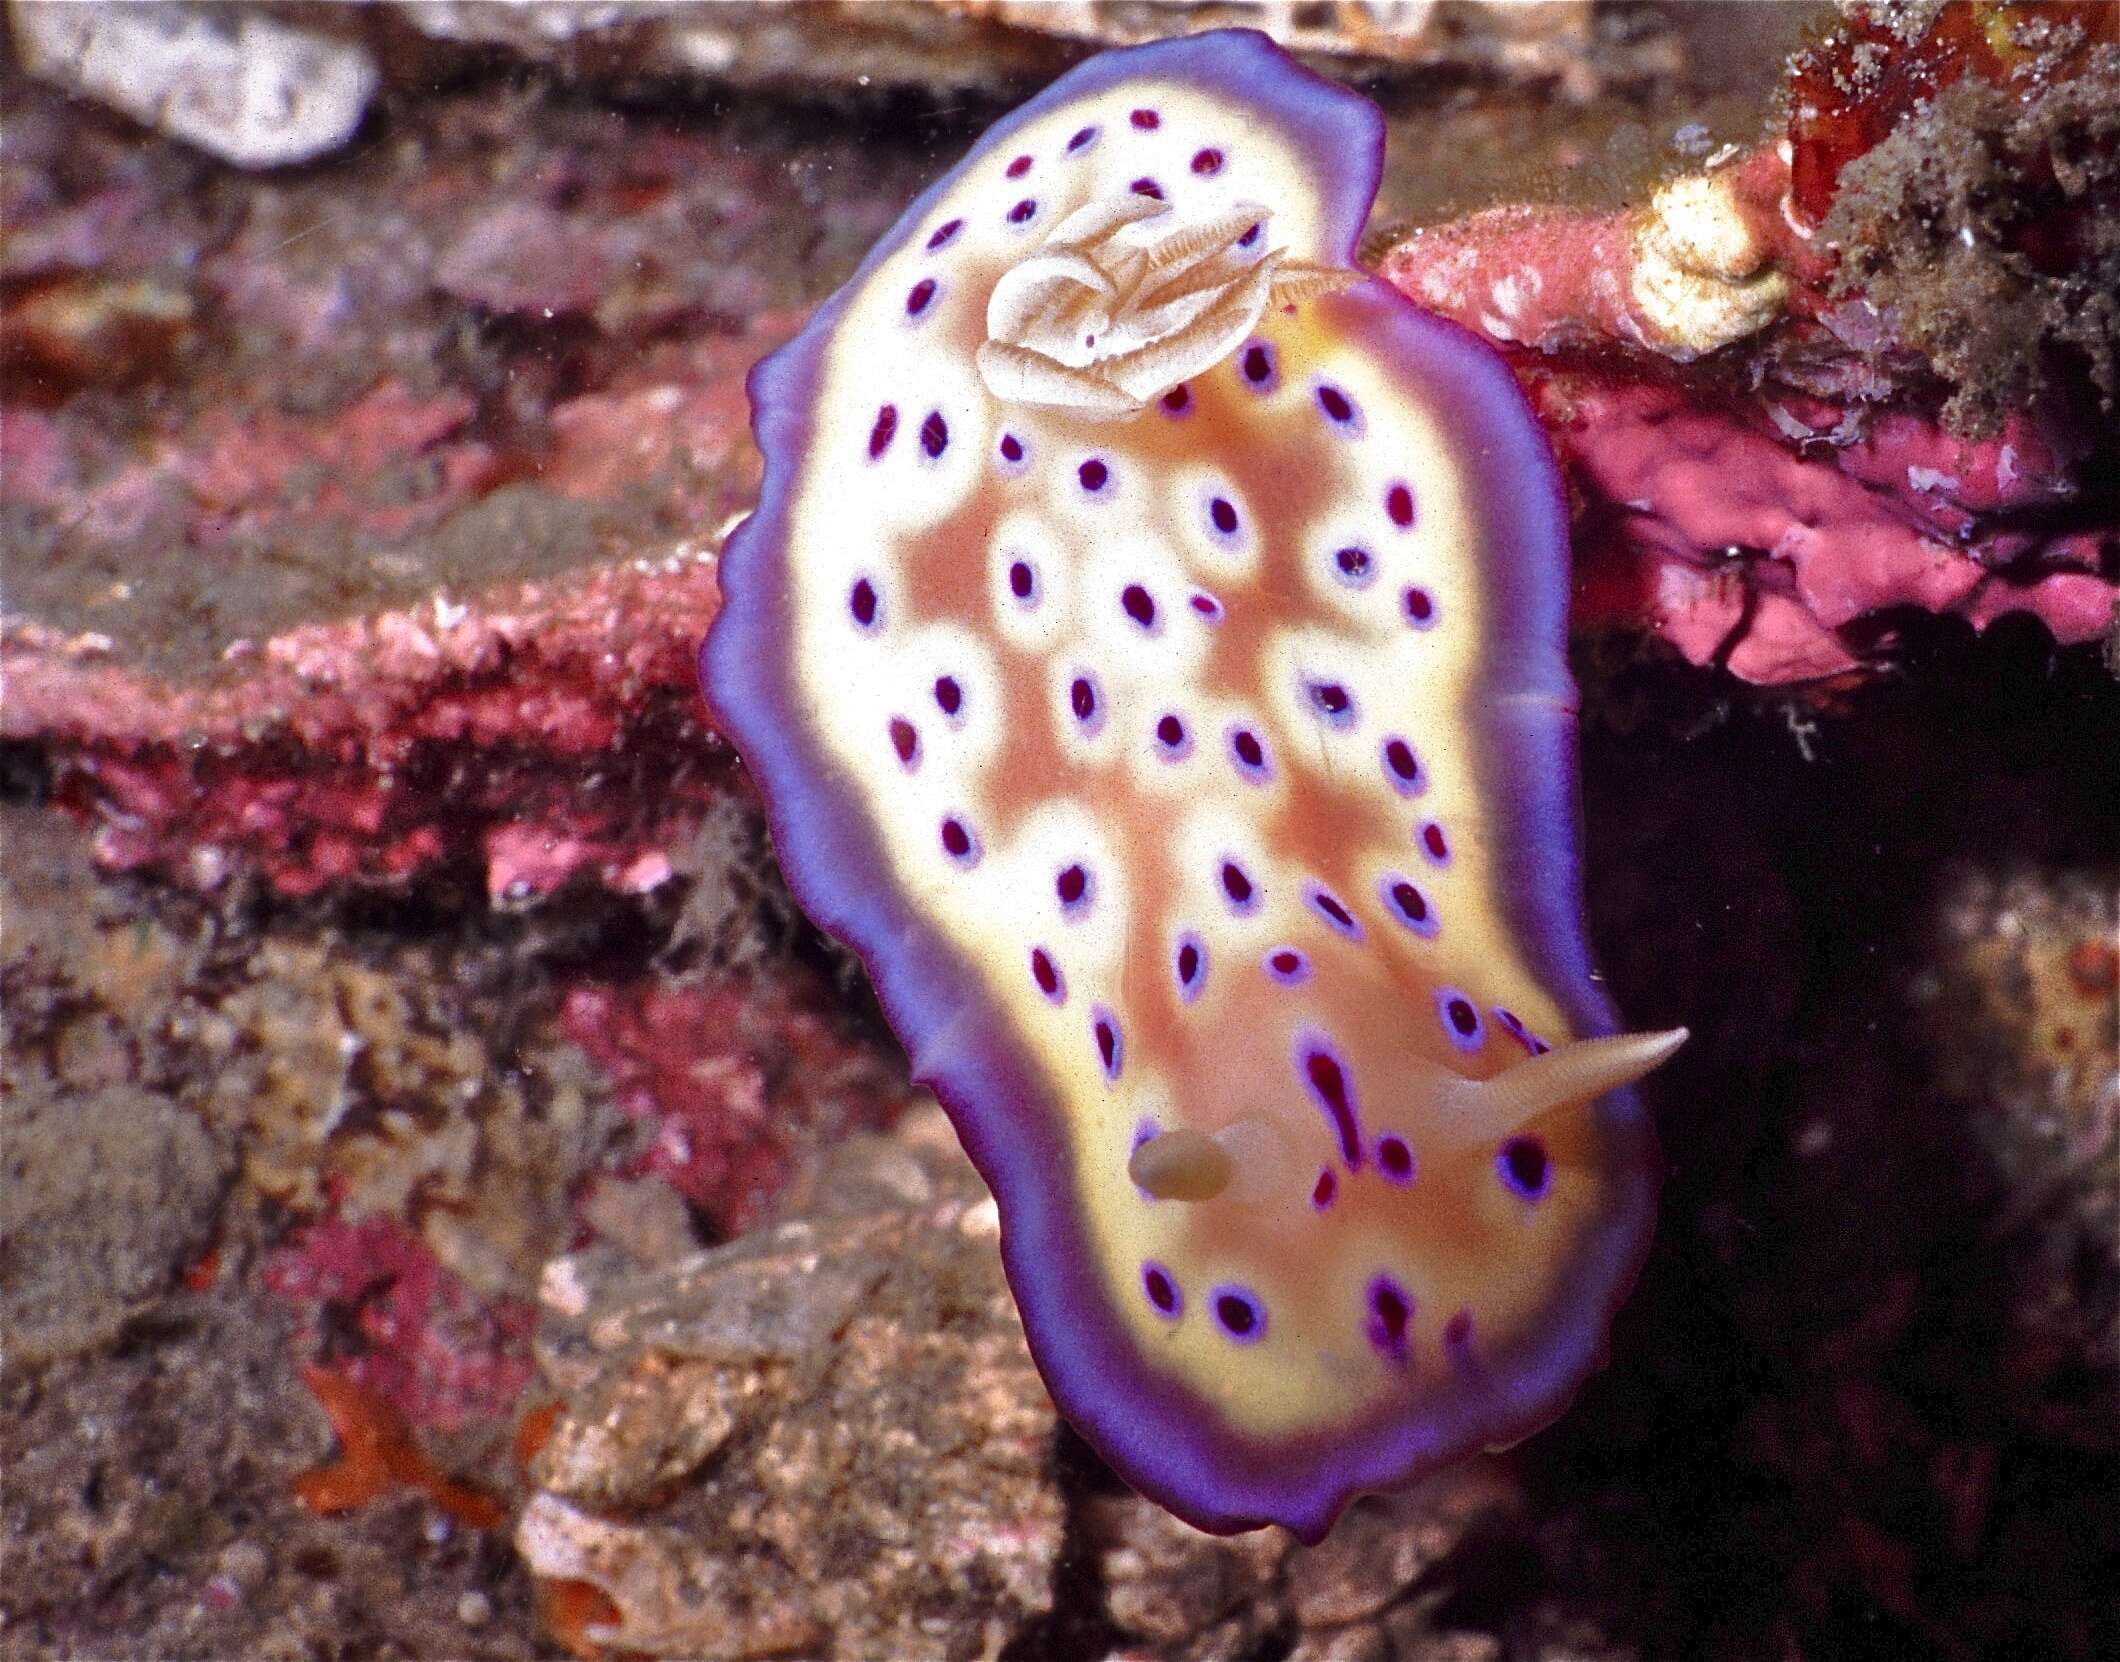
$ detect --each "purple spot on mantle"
[1154,712,1191,759]
[1312,1168,1337,1210]
[1240,341,1277,390]
[867,404,897,460]
[1307,884,1362,940]
[997,431,1027,470]
[1130,107,1161,130]
[1376,1134,1416,1186]
[1403,585,1438,628]
[1143,1261,1182,1319]
[1069,672,1104,735]
[1211,1284,1266,1344]
[1420,821,1451,865]
[1499,1135,1552,1200]
[1437,987,1485,1051]
[1175,932,1208,1003]
[1031,946,1065,1004]
[1067,125,1099,153]
[1229,726,1271,784]
[925,218,962,251]
[1333,545,1376,589]
[1386,481,1417,528]
[1366,1274,1414,1364]
[1494,1007,1547,1055]
[1380,874,1438,938]
[1007,198,1039,226]
[939,815,979,866]
[1189,590,1224,624]
[1265,947,1310,986]
[1079,457,1110,492]
[933,675,964,720]
[1130,177,1164,200]
[1008,559,1038,605]
[1316,383,1361,431]
[906,277,937,317]
[849,577,880,631]
[1382,735,1423,796]
[1092,1004,1123,1083]
[1307,680,1357,730]
[1161,384,1192,416]
[1121,583,1158,630]
[1220,859,1257,914]
[1006,153,1033,179]
[888,716,918,768]
[1298,1034,1363,1169]
[920,410,949,459]
[1191,147,1224,175]
[1057,863,1092,916]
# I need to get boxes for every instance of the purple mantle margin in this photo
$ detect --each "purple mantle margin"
[701,28,1658,1541]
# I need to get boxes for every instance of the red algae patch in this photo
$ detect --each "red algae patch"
[265,1216,536,1435]
[559,976,906,1235]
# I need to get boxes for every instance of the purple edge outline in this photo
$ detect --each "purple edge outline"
[699,27,1656,1544]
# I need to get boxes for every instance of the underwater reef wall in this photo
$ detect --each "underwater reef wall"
[3,4,2116,1659]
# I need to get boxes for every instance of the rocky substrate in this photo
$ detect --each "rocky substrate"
[4,5,2116,1659]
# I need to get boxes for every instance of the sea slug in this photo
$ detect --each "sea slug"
[702,28,1682,1540]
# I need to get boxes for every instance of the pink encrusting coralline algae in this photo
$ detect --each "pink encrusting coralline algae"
[703,29,1684,1541]
[1379,3,2119,685]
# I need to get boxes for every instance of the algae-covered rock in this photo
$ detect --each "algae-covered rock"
[0,1076,232,1366]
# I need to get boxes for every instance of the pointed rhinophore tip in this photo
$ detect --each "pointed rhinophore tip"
[1585,1026,1689,1081]
[1642,1025,1689,1068]
[1450,1027,1689,1148]
[1128,1127,1235,1202]
[1519,1026,1688,1110]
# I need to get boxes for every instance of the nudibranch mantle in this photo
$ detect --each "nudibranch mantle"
[703,29,1677,1542]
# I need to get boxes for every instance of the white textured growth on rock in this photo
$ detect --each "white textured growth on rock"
[12,0,378,169]
[1630,169,1790,358]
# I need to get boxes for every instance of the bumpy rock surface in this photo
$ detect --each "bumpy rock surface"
[0,1270,543,1661]
[515,1112,1066,1659]
[0,1075,232,1366]
[515,1108,1549,1661]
